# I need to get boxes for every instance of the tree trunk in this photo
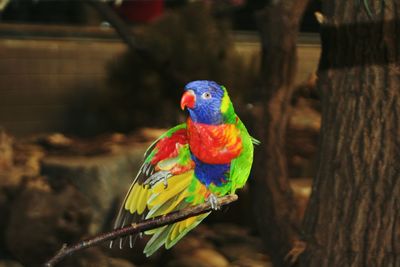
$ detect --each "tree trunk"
[252,1,309,266]
[301,1,400,266]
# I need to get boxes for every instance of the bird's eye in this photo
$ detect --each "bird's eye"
[202,92,212,99]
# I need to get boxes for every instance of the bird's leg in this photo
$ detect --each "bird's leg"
[143,170,172,188]
[207,193,221,210]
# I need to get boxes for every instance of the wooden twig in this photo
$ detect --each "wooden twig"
[44,194,238,267]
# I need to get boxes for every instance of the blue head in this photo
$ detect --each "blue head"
[180,80,226,125]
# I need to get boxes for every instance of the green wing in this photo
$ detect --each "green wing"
[229,117,256,192]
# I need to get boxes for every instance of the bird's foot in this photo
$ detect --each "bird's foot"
[207,193,221,210]
[142,162,154,176]
[143,170,171,188]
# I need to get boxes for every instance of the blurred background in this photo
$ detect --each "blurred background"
[0,0,320,266]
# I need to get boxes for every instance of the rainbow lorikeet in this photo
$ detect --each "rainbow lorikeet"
[111,80,257,256]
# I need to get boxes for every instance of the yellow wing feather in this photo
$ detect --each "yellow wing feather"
[121,169,212,257]
[125,183,140,213]
[136,187,149,215]
[148,172,193,207]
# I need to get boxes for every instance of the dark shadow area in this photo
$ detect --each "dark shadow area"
[319,19,400,70]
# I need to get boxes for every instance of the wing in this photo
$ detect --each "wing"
[111,123,211,255]
[229,116,256,192]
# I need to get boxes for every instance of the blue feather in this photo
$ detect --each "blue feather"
[191,155,230,186]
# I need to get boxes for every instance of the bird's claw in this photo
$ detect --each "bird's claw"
[143,170,171,189]
[207,193,221,210]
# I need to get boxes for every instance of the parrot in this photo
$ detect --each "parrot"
[111,80,258,256]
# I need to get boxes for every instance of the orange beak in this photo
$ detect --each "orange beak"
[180,90,196,110]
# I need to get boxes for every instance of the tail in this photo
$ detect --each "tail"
[143,213,209,256]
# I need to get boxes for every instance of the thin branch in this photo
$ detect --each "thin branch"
[44,194,238,267]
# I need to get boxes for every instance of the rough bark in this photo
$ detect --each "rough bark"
[252,0,309,266]
[301,1,400,266]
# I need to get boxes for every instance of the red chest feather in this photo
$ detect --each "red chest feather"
[187,118,242,164]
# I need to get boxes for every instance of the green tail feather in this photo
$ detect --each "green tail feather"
[144,225,171,257]
[143,213,209,256]
[165,213,209,249]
